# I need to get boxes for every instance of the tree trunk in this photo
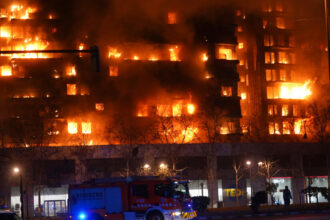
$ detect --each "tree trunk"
[126,158,130,177]
[235,174,239,206]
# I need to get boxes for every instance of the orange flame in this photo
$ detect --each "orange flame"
[181,127,198,142]
[66,66,76,76]
[294,119,303,134]
[169,46,179,61]
[202,53,208,62]
[0,27,11,38]
[68,122,78,134]
[280,80,312,99]
[149,56,158,61]
[3,37,50,59]
[9,4,37,20]
[79,43,84,50]
[0,65,12,76]
[82,122,92,134]
[108,48,121,59]
[172,102,183,117]
[187,104,195,115]
[137,105,148,117]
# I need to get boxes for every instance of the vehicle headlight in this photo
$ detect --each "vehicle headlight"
[172,211,181,216]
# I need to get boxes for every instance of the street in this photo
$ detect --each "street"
[237,213,330,220]
[201,213,330,220]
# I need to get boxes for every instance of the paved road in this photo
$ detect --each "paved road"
[198,210,330,220]
[226,213,330,220]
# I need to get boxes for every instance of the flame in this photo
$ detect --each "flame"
[241,93,247,100]
[109,65,119,76]
[66,66,76,76]
[279,80,312,99]
[269,122,281,135]
[0,27,11,38]
[67,84,77,95]
[78,43,84,57]
[137,104,148,117]
[181,127,198,142]
[279,58,288,64]
[95,103,104,111]
[108,48,121,59]
[187,104,195,115]
[68,122,78,134]
[205,73,212,79]
[82,122,92,134]
[79,43,84,50]
[48,14,53,19]
[282,105,289,116]
[168,12,177,24]
[202,53,208,62]
[294,119,303,134]
[23,94,35,98]
[1,65,12,76]
[149,56,158,61]
[172,102,183,117]
[4,37,50,59]
[220,126,229,134]
[221,86,232,96]
[133,55,139,60]
[157,105,171,117]
[283,121,290,134]
[238,42,244,49]
[9,5,36,20]
[169,46,179,61]
[218,48,233,60]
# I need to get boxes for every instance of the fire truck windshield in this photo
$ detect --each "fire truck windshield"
[154,181,190,199]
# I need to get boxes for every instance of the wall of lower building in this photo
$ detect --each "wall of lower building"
[0,142,329,217]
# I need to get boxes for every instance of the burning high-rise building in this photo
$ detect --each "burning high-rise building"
[0,0,329,217]
[0,0,242,147]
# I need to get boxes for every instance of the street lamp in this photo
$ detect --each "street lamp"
[143,163,150,169]
[159,163,167,170]
[246,160,253,197]
[143,163,151,175]
[13,167,24,220]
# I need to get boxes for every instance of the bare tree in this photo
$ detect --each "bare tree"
[154,111,197,173]
[107,114,154,177]
[232,159,245,206]
[257,159,281,204]
[197,107,226,208]
[306,101,330,143]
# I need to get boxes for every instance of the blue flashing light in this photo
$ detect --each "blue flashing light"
[78,212,86,219]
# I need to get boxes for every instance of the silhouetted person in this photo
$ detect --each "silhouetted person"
[283,186,292,208]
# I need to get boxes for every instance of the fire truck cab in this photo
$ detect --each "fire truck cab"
[68,176,197,220]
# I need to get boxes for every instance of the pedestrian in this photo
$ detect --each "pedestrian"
[283,186,292,208]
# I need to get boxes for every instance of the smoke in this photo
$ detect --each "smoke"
[32,0,239,114]
[32,0,329,113]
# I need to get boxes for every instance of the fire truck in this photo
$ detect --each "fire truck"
[68,176,197,220]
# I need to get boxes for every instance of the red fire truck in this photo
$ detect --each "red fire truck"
[68,177,197,220]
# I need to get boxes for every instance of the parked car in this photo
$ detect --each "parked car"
[0,210,20,220]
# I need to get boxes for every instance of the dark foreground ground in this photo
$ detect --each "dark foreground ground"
[198,204,330,220]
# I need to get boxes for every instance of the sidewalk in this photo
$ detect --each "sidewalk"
[197,203,330,219]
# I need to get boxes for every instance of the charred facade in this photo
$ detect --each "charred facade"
[0,0,329,216]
